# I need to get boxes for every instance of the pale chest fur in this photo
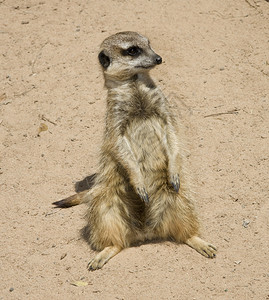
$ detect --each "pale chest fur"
[109,83,170,182]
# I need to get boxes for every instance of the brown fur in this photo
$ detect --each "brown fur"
[54,32,217,270]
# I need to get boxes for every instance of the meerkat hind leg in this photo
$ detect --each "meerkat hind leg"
[88,245,122,271]
[185,236,217,258]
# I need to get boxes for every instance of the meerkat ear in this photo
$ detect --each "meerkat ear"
[98,51,110,68]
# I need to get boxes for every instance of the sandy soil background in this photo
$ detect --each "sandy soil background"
[1,0,269,299]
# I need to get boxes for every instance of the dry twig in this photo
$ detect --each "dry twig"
[204,108,240,118]
[39,114,57,126]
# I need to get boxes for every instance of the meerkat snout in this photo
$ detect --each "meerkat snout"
[155,55,162,65]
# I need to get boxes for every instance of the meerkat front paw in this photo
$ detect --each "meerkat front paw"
[170,173,180,192]
[136,187,149,203]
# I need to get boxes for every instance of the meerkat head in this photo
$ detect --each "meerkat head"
[98,31,162,82]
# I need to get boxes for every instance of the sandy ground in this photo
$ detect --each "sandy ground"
[1,0,269,299]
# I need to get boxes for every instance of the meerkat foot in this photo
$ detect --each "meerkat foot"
[185,236,217,258]
[170,173,180,192]
[136,187,149,204]
[87,246,122,271]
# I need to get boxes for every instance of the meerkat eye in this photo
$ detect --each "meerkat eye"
[122,46,142,57]
[127,46,141,56]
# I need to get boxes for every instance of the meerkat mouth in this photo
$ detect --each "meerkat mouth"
[135,65,155,69]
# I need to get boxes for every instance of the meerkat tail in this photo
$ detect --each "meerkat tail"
[53,190,88,208]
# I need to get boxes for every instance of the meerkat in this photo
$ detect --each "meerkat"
[53,31,217,270]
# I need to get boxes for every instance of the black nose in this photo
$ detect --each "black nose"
[155,55,162,65]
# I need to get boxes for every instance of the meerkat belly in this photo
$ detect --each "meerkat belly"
[126,117,168,184]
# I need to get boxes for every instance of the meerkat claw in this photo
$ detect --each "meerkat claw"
[171,174,180,192]
[136,187,149,203]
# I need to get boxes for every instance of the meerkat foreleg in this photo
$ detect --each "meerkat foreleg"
[167,156,180,192]
[114,136,149,203]
[163,123,181,192]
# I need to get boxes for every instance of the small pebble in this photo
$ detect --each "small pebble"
[243,219,250,228]
[9,287,14,292]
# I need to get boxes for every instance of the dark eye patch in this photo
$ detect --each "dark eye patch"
[122,46,142,57]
